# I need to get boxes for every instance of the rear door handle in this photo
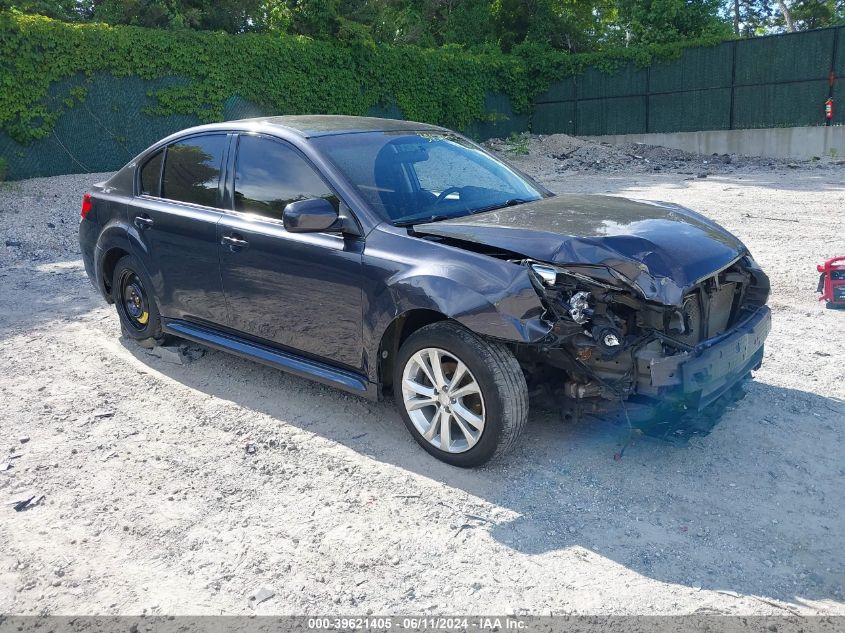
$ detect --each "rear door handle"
[221,234,249,250]
[134,215,154,230]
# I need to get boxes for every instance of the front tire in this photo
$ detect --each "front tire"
[111,255,165,345]
[393,321,528,467]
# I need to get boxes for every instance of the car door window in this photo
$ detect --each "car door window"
[234,135,337,221]
[162,135,227,207]
[139,149,163,196]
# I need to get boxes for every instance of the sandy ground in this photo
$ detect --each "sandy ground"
[0,138,844,616]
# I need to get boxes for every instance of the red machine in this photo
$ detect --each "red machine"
[817,257,845,308]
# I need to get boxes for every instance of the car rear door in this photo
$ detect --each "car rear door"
[129,133,230,325]
[217,133,365,371]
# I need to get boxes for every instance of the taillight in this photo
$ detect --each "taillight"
[81,193,93,219]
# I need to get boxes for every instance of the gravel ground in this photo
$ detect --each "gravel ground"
[1,134,844,616]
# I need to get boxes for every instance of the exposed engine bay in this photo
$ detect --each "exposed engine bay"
[518,255,772,419]
[410,194,774,429]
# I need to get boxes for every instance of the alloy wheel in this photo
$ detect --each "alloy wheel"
[401,347,486,453]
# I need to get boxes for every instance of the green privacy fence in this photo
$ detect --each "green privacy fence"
[0,75,199,181]
[0,76,529,181]
[0,77,439,180]
[534,27,844,136]
[1,16,842,181]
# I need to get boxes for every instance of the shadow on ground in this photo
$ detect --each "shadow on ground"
[0,259,102,341]
[120,333,845,608]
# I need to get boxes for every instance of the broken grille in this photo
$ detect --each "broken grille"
[671,282,740,346]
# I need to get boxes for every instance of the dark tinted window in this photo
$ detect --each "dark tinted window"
[162,135,227,207]
[234,135,336,221]
[139,150,163,196]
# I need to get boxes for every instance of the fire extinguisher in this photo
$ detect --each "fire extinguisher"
[825,97,834,122]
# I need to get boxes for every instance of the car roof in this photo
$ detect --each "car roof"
[180,115,450,139]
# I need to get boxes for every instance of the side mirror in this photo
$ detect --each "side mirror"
[283,198,339,233]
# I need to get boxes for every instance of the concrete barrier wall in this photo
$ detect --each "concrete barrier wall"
[586,126,845,160]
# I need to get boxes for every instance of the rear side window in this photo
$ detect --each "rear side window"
[234,135,337,221]
[162,135,228,207]
[139,150,163,196]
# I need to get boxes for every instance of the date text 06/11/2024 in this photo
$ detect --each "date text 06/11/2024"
[306,618,528,630]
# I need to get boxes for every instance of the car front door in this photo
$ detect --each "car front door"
[129,133,230,325]
[217,133,365,371]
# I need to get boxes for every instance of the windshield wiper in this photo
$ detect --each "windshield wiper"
[470,198,530,215]
[395,198,532,226]
[394,214,452,227]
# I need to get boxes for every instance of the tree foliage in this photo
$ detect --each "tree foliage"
[616,0,733,44]
[5,0,842,50]
[776,0,844,30]
[721,0,844,35]
[1,0,842,47]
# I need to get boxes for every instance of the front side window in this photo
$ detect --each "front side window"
[162,135,227,207]
[234,135,337,221]
[312,132,544,225]
[139,149,163,196]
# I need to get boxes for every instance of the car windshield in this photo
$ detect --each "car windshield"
[312,131,544,225]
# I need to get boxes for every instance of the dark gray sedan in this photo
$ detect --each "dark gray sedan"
[79,115,771,466]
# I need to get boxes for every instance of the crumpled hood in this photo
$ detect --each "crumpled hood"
[413,194,747,306]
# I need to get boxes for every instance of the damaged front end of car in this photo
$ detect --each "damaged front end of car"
[518,255,772,421]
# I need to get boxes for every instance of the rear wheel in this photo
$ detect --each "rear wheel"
[393,321,528,467]
[112,255,165,345]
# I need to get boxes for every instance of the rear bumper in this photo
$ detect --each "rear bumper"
[81,247,95,282]
[79,218,103,296]
[649,306,771,410]
[82,241,112,302]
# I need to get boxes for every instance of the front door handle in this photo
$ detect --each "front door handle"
[134,215,154,230]
[221,234,249,250]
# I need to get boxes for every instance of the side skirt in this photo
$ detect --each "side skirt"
[162,318,377,399]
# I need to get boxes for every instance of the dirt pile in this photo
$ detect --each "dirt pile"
[485,133,837,182]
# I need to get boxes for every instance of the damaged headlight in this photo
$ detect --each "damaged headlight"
[526,260,631,359]
[530,263,558,286]
[568,291,592,324]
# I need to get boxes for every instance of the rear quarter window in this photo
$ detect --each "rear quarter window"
[139,150,163,196]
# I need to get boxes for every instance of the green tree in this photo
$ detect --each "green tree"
[0,0,92,20]
[723,0,773,36]
[438,0,497,47]
[3,0,752,50]
[492,0,616,52]
[352,0,432,46]
[616,0,732,44]
[772,0,845,30]
[90,0,266,32]
[721,0,844,37]
[332,0,496,48]
[279,0,340,37]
